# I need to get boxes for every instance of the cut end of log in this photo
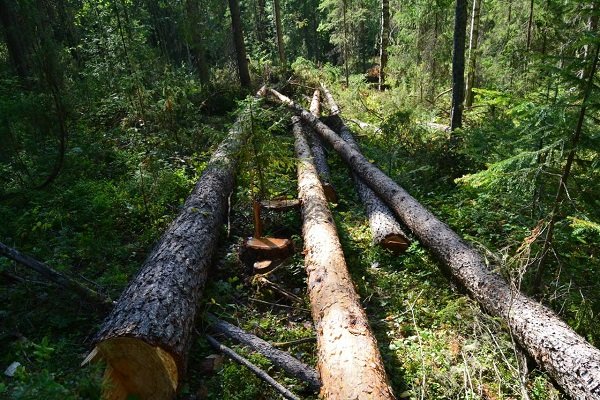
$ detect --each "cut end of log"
[95,338,178,400]
[259,199,301,211]
[242,237,294,265]
[322,183,338,203]
[381,234,411,253]
[253,260,275,274]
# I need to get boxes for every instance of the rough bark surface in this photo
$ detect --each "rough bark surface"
[267,88,600,400]
[320,88,409,252]
[92,93,263,400]
[208,315,320,391]
[306,89,336,202]
[292,116,395,400]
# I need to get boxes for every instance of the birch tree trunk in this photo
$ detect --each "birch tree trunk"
[266,88,600,400]
[293,116,395,400]
[465,0,481,108]
[89,90,265,400]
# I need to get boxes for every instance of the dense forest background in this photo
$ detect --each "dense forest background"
[0,0,599,399]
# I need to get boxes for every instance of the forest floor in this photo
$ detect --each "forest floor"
[2,68,597,399]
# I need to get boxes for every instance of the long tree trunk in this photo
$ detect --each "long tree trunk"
[321,86,410,252]
[228,0,251,88]
[208,315,320,391]
[292,116,395,399]
[273,0,286,68]
[450,0,467,131]
[342,0,350,87]
[533,42,600,291]
[465,0,481,108]
[378,0,390,91]
[90,90,265,400]
[266,88,600,400]
[306,89,336,202]
[0,0,31,80]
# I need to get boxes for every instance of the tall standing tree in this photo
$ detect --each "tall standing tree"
[228,0,252,88]
[450,0,468,131]
[184,0,210,85]
[465,0,481,107]
[273,0,286,68]
[378,0,390,91]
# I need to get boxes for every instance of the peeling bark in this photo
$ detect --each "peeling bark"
[292,116,395,400]
[90,90,265,400]
[267,88,600,400]
[320,87,409,253]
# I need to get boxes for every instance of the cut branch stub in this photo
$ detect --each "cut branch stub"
[292,115,395,399]
[264,87,600,400]
[89,90,265,400]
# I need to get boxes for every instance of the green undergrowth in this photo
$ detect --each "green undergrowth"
[2,67,597,399]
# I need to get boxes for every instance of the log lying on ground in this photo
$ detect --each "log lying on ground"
[89,89,265,400]
[268,88,600,400]
[306,89,337,202]
[0,241,112,308]
[206,335,300,400]
[207,314,320,391]
[292,116,395,400]
[320,87,410,253]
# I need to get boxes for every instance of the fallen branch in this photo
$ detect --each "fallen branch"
[0,241,112,307]
[206,335,300,400]
[292,115,395,399]
[320,87,410,253]
[208,314,320,391]
[266,87,600,400]
[271,337,316,348]
[88,88,267,400]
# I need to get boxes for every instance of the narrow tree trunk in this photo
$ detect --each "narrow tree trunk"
[306,89,336,202]
[526,0,534,51]
[90,90,265,400]
[321,87,410,253]
[228,0,251,88]
[292,116,395,399]
[465,0,481,108]
[266,89,600,400]
[450,0,467,131]
[0,242,112,308]
[342,0,350,87]
[533,42,600,290]
[208,315,320,391]
[0,0,31,80]
[378,0,390,91]
[273,0,286,68]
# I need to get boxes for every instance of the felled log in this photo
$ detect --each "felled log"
[206,335,300,400]
[267,88,600,400]
[0,241,112,307]
[259,198,300,211]
[320,87,410,253]
[89,89,265,400]
[305,89,336,202]
[292,116,395,399]
[208,314,320,391]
